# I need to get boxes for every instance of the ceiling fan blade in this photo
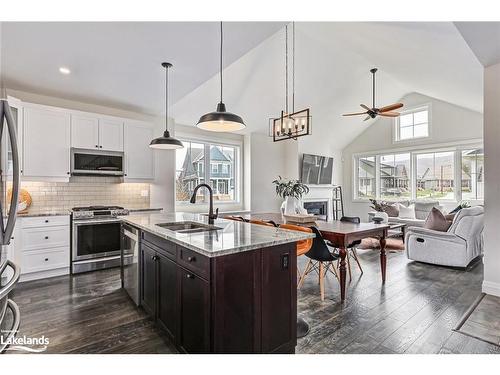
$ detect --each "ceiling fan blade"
[379,111,400,117]
[343,111,368,116]
[364,115,372,121]
[379,103,403,112]
[360,104,371,111]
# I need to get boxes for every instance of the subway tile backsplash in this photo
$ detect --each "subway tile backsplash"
[21,176,150,211]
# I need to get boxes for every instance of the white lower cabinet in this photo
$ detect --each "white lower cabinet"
[17,215,70,282]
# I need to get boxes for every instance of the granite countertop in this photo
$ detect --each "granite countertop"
[122,212,315,258]
[17,209,71,217]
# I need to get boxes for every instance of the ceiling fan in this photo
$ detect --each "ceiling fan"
[343,68,403,121]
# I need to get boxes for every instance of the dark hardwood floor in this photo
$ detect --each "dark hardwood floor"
[8,248,499,354]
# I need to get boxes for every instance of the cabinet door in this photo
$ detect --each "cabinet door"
[157,252,177,339]
[99,119,123,152]
[261,244,296,353]
[178,267,210,353]
[140,245,157,317]
[23,106,71,178]
[71,114,99,150]
[123,121,154,180]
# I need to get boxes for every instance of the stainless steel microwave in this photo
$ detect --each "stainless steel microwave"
[71,148,124,176]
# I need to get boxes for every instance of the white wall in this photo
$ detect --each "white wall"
[482,62,500,297]
[342,92,483,219]
[6,88,176,212]
[249,133,288,212]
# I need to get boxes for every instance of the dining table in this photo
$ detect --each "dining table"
[228,213,390,302]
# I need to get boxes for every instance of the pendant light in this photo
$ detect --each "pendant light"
[269,22,311,142]
[196,22,245,132]
[149,62,184,150]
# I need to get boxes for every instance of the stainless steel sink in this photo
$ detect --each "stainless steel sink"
[156,221,221,234]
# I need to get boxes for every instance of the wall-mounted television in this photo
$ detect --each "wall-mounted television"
[300,154,333,185]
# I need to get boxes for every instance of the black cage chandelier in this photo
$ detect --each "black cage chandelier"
[269,22,311,142]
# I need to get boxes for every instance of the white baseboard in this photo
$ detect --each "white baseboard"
[19,267,69,282]
[482,280,500,297]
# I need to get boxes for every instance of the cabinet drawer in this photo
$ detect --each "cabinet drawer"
[21,247,70,273]
[142,231,176,258]
[21,215,69,228]
[178,247,209,280]
[22,226,69,251]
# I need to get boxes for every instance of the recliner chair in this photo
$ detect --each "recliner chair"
[405,206,484,268]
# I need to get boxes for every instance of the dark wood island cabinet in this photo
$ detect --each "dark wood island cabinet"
[138,230,297,354]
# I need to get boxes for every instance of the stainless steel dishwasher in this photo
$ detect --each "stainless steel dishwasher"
[121,223,139,306]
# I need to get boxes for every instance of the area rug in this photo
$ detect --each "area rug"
[357,237,405,251]
[454,293,500,346]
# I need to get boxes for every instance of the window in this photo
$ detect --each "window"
[176,140,239,204]
[357,156,375,198]
[175,141,206,203]
[380,153,411,199]
[461,149,484,200]
[395,107,429,141]
[210,145,236,201]
[416,151,454,200]
[354,145,483,202]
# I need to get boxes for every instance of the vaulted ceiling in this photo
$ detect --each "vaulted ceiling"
[1,22,484,151]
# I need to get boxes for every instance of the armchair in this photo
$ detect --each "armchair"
[405,206,484,268]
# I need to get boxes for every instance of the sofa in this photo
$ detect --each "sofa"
[405,206,484,267]
[368,200,443,227]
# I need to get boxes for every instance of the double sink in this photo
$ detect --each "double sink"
[156,221,222,234]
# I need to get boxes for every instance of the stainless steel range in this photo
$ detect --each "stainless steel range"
[71,205,130,274]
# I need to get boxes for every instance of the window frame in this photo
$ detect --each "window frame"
[175,136,242,207]
[353,140,483,203]
[393,104,431,143]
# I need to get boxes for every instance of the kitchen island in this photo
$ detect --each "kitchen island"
[121,213,314,354]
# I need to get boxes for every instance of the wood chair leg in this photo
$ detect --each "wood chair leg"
[346,250,352,282]
[351,247,364,274]
[329,261,339,280]
[298,259,312,289]
[319,262,325,301]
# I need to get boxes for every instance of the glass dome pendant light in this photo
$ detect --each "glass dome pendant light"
[196,22,246,132]
[149,62,184,150]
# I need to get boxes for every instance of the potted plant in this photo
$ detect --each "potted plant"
[272,176,310,215]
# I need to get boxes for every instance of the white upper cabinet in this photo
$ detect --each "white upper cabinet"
[71,114,99,149]
[99,118,123,152]
[71,114,123,152]
[23,105,71,178]
[124,121,154,180]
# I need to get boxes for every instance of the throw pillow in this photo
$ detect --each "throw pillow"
[444,213,456,221]
[382,202,399,217]
[398,203,416,219]
[424,207,452,232]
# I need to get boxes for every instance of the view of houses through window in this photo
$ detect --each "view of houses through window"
[355,147,483,201]
[176,140,238,204]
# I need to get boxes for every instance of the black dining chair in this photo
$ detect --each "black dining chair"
[298,226,339,301]
[337,216,364,281]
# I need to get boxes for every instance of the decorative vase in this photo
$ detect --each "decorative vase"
[284,196,299,215]
[372,211,389,224]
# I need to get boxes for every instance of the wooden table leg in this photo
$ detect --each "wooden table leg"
[380,237,387,284]
[339,247,347,301]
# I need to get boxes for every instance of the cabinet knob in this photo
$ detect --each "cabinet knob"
[151,255,158,261]
[187,256,195,262]
[186,273,195,279]
[44,236,49,240]
[67,172,70,175]
[95,145,99,148]
[99,145,103,148]
[44,258,49,262]
[45,220,49,223]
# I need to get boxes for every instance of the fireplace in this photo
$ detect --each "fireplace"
[303,200,328,220]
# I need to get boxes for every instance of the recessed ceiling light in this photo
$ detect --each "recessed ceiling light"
[59,67,71,75]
